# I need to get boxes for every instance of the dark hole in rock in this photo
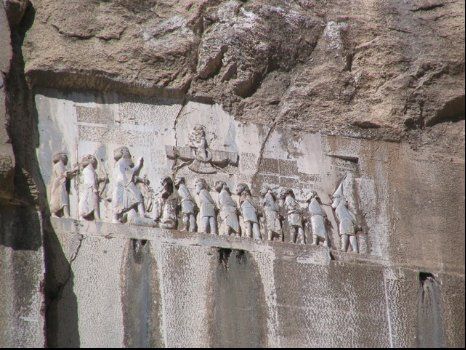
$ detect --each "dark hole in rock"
[427,95,465,126]
[218,248,232,269]
[131,239,147,263]
[417,272,446,347]
[236,250,246,264]
[419,271,434,283]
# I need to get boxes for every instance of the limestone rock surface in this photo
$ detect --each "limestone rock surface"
[23,0,465,140]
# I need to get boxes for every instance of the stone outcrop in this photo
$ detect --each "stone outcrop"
[22,0,465,139]
[0,0,464,348]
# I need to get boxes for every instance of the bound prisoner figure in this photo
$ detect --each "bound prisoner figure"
[154,176,178,229]
[281,188,305,244]
[195,178,217,234]
[112,146,153,226]
[78,154,108,220]
[306,191,329,247]
[174,177,197,232]
[50,152,78,218]
[331,191,360,253]
[236,183,261,240]
[215,181,240,237]
[260,186,283,241]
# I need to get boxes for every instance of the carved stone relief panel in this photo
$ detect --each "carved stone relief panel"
[35,89,373,254]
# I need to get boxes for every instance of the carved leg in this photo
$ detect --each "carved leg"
[323,236,329,248]
[200,217,209,233]
[113,213,120,224]
[298,227,305,244]
[341,235,349,252]
[209,217,217,235]
[253,223,261,240]
[289,228,296,243]
[63,205,70,218]
[181,214,189,231]
[189,214,197,233]
[267,230,273,241]
[245,222,253,238]
[138,203,146,217]
[94,195,100,220]
[349,235,359,253]
[311,234,318,246]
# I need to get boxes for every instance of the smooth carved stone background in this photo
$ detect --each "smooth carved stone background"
[35,89,465,274]
[36,89,367,248]
[48,218,465,348]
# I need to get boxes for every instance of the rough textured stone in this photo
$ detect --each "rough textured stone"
[22,0,465,140]
[0,2,15,200]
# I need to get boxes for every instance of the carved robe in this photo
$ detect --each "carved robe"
[239,192,259,224]
[284,195,302,228]
[178,183,196,214]
[50,161,69,214]
[112,157,143,216]
[334,200,357,236]
[198,189,216,218]
[218,188,240,232]
[155,194,178,228]
[308,198,327,239]
[262,192,282,233]
[79,163,99,218]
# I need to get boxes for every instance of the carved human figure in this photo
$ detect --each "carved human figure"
[154,177,178,229]
[189,125,211,163]
[281,189,305,244]
[49,152,78,218]
[195,178,217,234]
[236,183,261,240]
[78,154,107,220]
[306,191,329,247]
[175,177,197,232]
[112,146,150,224]
[260,186,283,241]
[331,192,359,253]
[215,181,240,237]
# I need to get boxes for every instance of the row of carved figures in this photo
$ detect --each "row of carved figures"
[49,147,363,253]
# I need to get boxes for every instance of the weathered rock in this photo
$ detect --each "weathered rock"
[3,0,29,26]
[22,0,464,139]
[0,1,15,200]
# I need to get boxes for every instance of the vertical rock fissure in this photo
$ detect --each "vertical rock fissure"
[417,273,445,348]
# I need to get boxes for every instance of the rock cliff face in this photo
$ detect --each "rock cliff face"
[0,0,464,348]
[22,0,465,136]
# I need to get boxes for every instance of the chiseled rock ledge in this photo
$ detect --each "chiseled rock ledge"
[50,217,396,269]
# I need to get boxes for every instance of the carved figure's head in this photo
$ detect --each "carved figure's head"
[52,152,68,165]
[306,190,319,202]
[260,185,275,197]
[189,125,206,144]
[113,146,132,161]
[282,188,295,199]
[235,183,251,196]
[174,176,185,188]
[195,178,207,194]
[81,154,98,169]
[214,180,229,193]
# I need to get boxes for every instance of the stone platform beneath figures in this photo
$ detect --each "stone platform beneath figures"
[45,217,465,348]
